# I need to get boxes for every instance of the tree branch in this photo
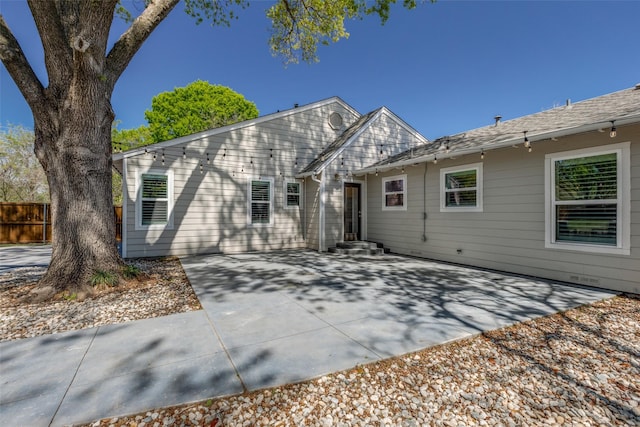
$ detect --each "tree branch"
[105,0,180,86]
[26,0,73,91]
[0,14,45,110]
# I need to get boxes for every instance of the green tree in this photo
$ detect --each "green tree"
[0,125,48,203]
[145,80,259,143]
[112,122,153,152]
[0,0,425,300]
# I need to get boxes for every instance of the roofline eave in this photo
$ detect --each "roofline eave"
[354,114,640,175]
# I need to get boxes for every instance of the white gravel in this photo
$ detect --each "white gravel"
[2,263,638,426]
[0,257,200,342]
[84,295,638,427]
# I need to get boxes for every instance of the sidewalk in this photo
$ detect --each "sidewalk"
[0,250,616,426]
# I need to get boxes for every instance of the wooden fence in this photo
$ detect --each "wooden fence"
[0,203,122,244]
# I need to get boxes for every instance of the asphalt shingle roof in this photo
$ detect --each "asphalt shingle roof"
[299,108,382,174]
[375,85,640,167]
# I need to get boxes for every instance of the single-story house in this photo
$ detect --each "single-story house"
[113,97,428,257]
[113,85,640,294]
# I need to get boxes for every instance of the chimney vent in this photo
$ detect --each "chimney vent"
[294,103,299,108]
[494,115,502,126]
[566,99,572,108]
[635,83,640,90]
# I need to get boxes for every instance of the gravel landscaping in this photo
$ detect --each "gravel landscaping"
[77,294,639,427]
[0,257,201,342]
[1,262,638,426]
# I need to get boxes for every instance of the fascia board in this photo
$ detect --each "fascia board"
[112,96,360,161]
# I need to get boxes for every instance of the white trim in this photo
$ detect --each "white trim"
[354,115,640,175]
[113,97,360,161]
[544,142,630,255]
[284,180,302,209]
[121,157,127,258]
[342,178,367,241]
[135,169,174,230]
[440,163,483,212]
[382,174,408,211]
[247,177,274,227]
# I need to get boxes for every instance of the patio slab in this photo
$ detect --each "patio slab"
[181,250,615,393]
[0,249,616,426]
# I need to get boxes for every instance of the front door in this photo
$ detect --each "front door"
[344,183,361,241]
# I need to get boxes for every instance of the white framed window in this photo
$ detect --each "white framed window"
[545,142,630,255]
[248,177,273,226]
[136,170,173,230]
[285,181,301,208]
[440,163,483,212]
[382,174,407,210]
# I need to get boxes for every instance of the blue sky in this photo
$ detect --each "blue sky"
[1,0,639,140]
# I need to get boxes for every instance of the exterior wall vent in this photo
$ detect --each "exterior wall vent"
[329,112,343,130]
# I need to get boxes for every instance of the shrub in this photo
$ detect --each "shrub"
[90,270,118,287]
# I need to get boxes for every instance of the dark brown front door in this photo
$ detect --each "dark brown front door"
[344,183,361,241]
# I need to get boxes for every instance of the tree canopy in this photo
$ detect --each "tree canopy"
[0,0,426,299]
[144,80,259,143]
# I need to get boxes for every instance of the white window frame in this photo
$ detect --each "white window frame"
[285,180,302,209]
[247,177,274,227]
[135,169,174,230]
[545,142,630,255]
[382,174,407,211]
[440,163,483,212]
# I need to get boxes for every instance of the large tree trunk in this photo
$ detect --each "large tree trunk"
[0,0,181,299]
[32,86,122,299]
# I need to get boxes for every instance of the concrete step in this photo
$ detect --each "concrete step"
[328,241,389,256]
[328,247,386,256]
[335,241,379,250]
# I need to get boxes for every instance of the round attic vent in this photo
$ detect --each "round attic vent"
[329,112,343,130]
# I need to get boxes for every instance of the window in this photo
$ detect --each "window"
[248,178,273,225]
[136,171,173,229]
[545,143,630,254]
[285,181,301,208]
[382,175,407,210]
[440,163,483,212]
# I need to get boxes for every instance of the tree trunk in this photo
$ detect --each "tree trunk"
[31,83,122,300]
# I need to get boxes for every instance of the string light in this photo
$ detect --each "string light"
[207,153,210,165]
[295,157,298,167]
[375,169,379,177]
[199,160,203,174]
[144,148,148,156]
[433,155,438,164]
[445,139,450,153]
[610,121,617,138]
[341,157,344,166]
[223,149,226,159]
[182,147,186,159]
[379,144,384,155]
[481,149,485,160]
[161,149,165,165]
[270,148,273,159]
[153,151,156,161]
[523,131,530,149]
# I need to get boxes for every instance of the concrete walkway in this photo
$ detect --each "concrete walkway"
[0,250,615,426]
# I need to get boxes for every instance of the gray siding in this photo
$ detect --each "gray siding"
[124,100,358,257]
[366,124,640,294]
[321,110,427,248]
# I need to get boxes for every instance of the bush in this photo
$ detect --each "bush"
[90,270,118,287]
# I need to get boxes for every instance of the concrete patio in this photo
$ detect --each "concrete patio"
[0,250,616,426]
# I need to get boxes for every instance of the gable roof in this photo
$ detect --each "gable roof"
[298,108,382,176]
[297,106,430,177]
[112,96,359,161]
[357,85,640,173]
